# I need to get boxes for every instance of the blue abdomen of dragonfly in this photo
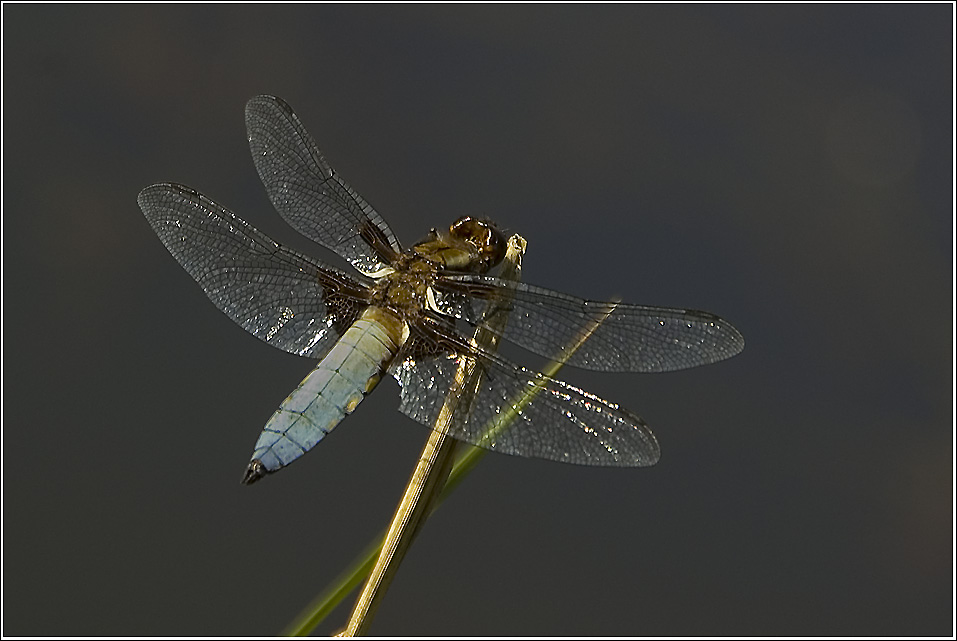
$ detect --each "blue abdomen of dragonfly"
[242,307,410,484]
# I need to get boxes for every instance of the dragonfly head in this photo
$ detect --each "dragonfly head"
[447,216,507,273]
[410,216,507,273]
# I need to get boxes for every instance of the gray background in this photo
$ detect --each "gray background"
[3,4,951,636]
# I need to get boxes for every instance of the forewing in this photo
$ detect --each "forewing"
[388,345,660,467]
[245,95,402,276]
[437,275,744,372]
[138,183,368,358]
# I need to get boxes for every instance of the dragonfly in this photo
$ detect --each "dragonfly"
[138,95,744,485]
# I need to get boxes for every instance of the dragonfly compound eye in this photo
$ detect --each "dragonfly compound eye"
[449,216,507,271]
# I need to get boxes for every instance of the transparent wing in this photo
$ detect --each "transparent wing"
[388,345,660,467]
[245,95,402,276]
[437,275,745,373]
[138,183,369,358]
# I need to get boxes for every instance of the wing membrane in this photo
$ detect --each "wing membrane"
[389,345,660,467]
[245,95,402,276]
[437,275,745,372]
[138,183,367,358]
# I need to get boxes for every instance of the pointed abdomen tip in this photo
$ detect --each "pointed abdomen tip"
[242,459,268,485]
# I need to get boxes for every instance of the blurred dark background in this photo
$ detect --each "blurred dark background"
[2,4,951,636]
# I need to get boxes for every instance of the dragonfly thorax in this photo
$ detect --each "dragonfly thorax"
[370,259,437,316]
